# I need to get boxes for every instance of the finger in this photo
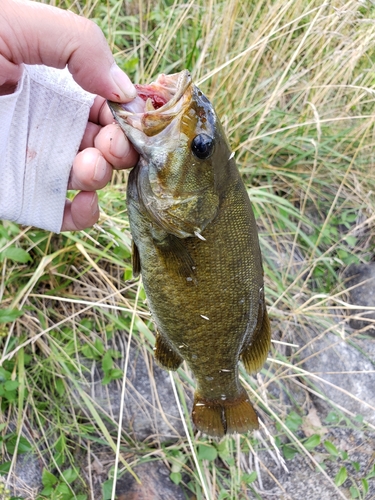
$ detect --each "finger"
[1,0,136,101]
[89,96,114,127]
[80,122,101,150]
[61,192,100,232]
[68,148,112,191]
[94,124,139,170]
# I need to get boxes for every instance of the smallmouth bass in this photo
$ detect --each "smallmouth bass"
[108,70,271,437]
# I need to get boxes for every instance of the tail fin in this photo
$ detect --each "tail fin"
[192,390,258,437]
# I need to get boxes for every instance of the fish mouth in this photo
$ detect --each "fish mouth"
[108,70,192,136]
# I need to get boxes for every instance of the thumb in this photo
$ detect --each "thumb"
[1,0,136,102]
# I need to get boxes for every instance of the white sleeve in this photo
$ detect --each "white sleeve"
[0,65,95,233]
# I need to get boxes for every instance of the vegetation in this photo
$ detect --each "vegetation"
[1,0,375,498]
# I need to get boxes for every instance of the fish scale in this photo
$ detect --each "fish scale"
[108,70,271,437]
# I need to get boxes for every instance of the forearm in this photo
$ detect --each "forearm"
[0,65,95,232]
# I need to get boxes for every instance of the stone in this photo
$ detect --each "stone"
[299,331,375,425]
[77,342,189,441]
[344,263,375,335]
[115,460,187,500]
[8,452,42,499]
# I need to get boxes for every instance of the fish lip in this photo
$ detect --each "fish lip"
[108,69,192,119]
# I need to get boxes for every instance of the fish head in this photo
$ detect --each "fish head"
[108,70,231,238]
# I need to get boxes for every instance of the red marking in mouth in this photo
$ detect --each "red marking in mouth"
[135,84,168,109]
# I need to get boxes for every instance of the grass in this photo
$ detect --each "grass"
[1,0,375,498]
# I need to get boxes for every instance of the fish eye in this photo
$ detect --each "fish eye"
[191,133,214,160]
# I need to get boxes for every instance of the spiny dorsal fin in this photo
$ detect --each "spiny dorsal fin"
[132,240,141,278]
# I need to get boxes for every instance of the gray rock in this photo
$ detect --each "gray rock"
[344,263,375,335]
[257,451,342,500]
[299,331,375,425]
[115,460,187,500]
[78,342,189,441]
[8,452,42,499]
[256,423,375,499]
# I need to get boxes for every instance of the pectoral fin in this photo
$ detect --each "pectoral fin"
[154,332,183,370]
[132,241,141,278]
[156,234,197,282]
[241,293,271,374]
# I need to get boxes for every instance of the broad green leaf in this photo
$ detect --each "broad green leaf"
[366,464,375,479]
[94,338,105,355]
[217,440,231,461]
[334,466,347,487]
[362,478,369,495]
[352,461,360,472]
[40,486,53,496]
[170,472,182,485]
[242,471,257,484]
[62,468,78,484]
[109,368,123,380]
[55,378,65,397]
[0,460,11,473]
[1,246,31,263]
[304,434,320,450]
[55,481,71,497]
[102,352,113,372]
[323,440,339,457]
[282,445,298,460]
[4,380,19,391]
[324,412,340,424]
[0,367,11,381]
[42,469,58,487]
[349,486,359,498]
[198,444,218,461]
[102,479,113,500]
[285,411,302,432]
[54,434,66,454]
[0,308,23,324]
[6,435,33,454]
[18,436,33,453]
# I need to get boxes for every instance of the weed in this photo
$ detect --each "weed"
[1,0,375,499]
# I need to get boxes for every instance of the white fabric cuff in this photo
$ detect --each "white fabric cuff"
[0,65,95,233]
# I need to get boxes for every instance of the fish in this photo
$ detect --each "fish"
[108,70,271,437]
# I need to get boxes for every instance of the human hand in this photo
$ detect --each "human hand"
[0,0,139,231]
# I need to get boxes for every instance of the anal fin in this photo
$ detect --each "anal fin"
[241,293,271,375]
[154,332,183,370]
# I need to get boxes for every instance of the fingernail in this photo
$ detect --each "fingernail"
[93,154,107,182]
[90,192,99,216]
[110,63,137,101]
[110,128,130,159]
